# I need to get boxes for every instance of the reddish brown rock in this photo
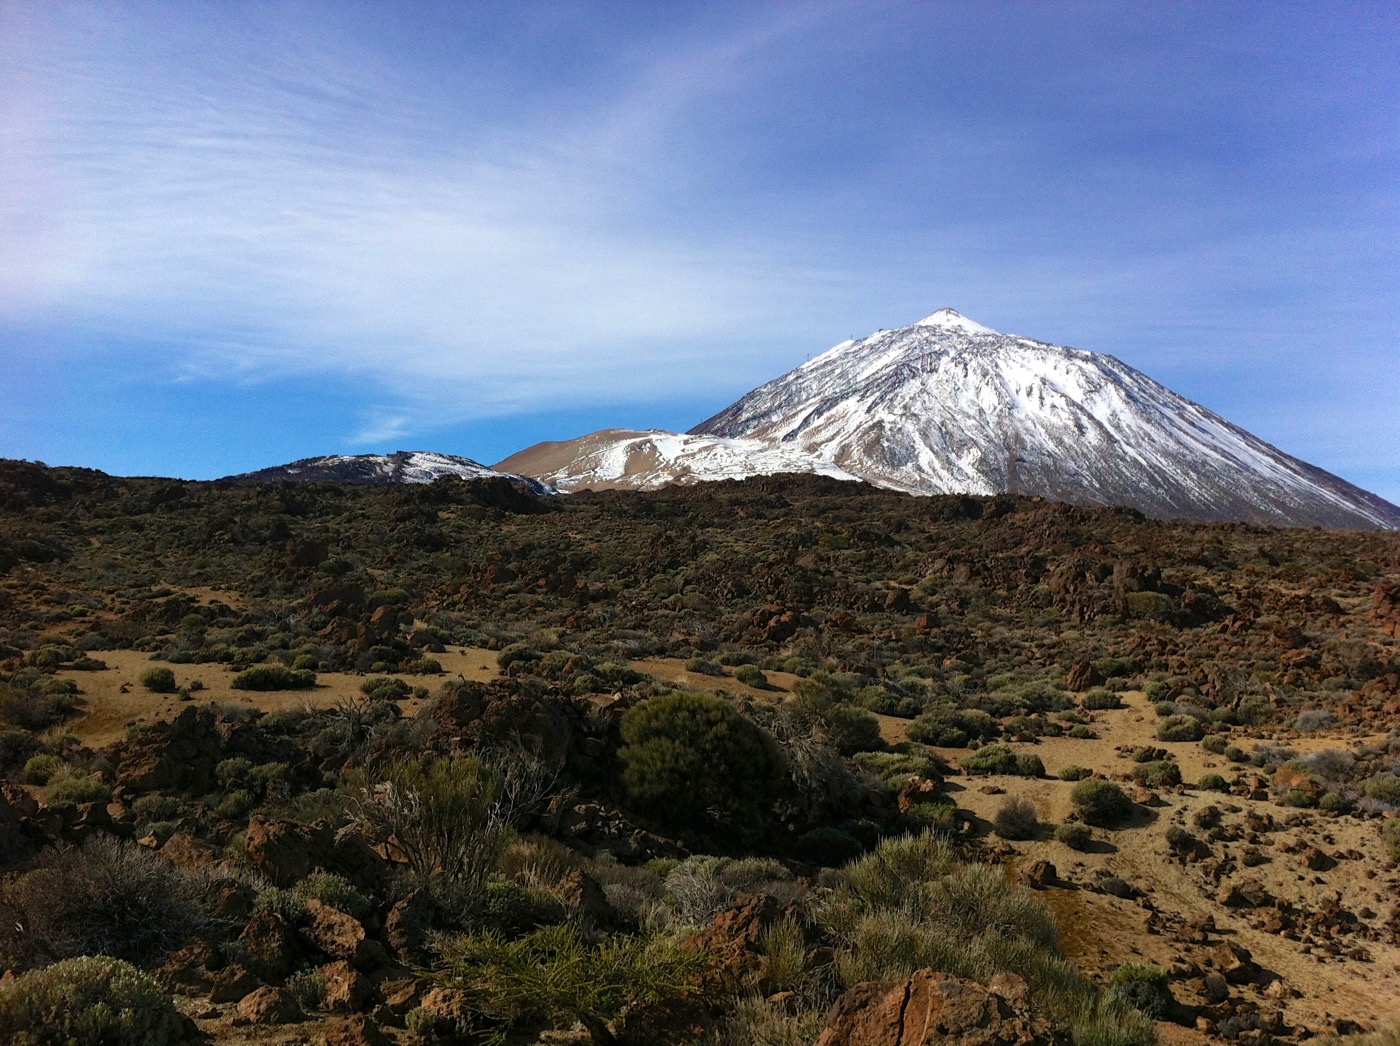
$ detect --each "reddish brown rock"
[319,959,372,1012]
[1064,661,1104,692]
[557,868,618,928]
[237,985,303,1025]
[299,900,387,972]
[385,888,434,962]
[319,1015,393,1046]
[814,968,1055,1046]
[1022,860,1057,889]
[207,964,262,1004]
[1213,942,1260,985]
[1217,878,1272,909]
[681,893,786,993]
[158,831,217,869]
[239,909,300,982]
[897,776,943,813]
[1301,847,1336,872]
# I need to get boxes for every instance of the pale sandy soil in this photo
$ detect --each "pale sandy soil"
[931,690,1400,1040]
[56,647,503,747]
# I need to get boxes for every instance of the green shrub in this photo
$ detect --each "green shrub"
[284,968,326,1012]
[960,744,1042,777]
[1201,733,1228,754]
[1381,821,1400,865]
[0,956,193,1045]
[43,769,111,805]
[733,664,768,688]
[214,789,255,820]
[799,826,864,866]
[131,793,185,823]
[1068,724,1095,739]
[992,796,1039,840]
[22,753,64,785]
[139,666,178,694]
[0,836,203,967]
[619,692,783,834]
[360,676,411,700]
[1197,772,1229,792]
[1156,715,1203,743]
[1054,822,1092,850]
[1070,779,1133,827]
[683,657,725,677]
[291,872,372,921]
[215,756,253,785]
[1363,773,1400,806]
[1081,689,1122,711]
[352,754,510,905]
[822,703,884,755]
[230,664,316,691]
[1057,765,1091,782]
[1132,760,1181,789]
[1108,962,1172,1018]
[435,923,706,1046]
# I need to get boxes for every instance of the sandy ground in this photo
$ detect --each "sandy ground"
[54,652,1400,1039]
[930,690,1400,1039]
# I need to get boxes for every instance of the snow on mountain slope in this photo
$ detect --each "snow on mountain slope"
[223,451,555,494]
[494,429,862,492]
[689,309,1400,529]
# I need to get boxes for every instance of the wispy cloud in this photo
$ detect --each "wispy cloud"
[1,2,1396,498]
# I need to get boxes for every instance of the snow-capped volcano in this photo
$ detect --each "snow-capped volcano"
[689,309,1399,528]
[222,451,554,494]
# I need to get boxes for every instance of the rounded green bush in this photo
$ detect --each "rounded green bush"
[22,753,64,785]
[992,796,1040,840]
[43,770,111,806]
[0,956,193,1045]
[1156,715,1204,743]
[1054,821,1092,850]
[1081,689,1123,711]
[733,664,768,688]
[1197,772,1229,792]
[230,665,316,691]
[139,667,178,694]
[620,692,783,833]
[1108,962,1172,1019]
[961,744,1041,777]
[1070,779,1133,827]
[1133,760,1182,789]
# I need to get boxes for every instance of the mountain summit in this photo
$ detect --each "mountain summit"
[688,310,1399,528]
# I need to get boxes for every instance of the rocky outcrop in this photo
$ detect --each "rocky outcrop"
[814,969,1056,1046]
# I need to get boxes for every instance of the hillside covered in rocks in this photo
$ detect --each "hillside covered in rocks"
[0,458,1398,1044]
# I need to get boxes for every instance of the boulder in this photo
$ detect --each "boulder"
[1213,942,1260,986]
[237,985,303,1025]
[207,964,262,1004]
[385,888,435,963]
[897,776,943,813]
[319,1015,393,1046]
[1217,878,1272,909]
[1022,860,1057,889]
[238,909,300,982]
[299,900,387,972]
[681,893,787,993]
[319,959,373,1012]
[557,868,618,928]
[814,969,1055,1045]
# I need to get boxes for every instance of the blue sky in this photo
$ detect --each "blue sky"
[2,1,1397,501]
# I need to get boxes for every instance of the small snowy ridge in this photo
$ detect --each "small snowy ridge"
[529,430,862,492]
